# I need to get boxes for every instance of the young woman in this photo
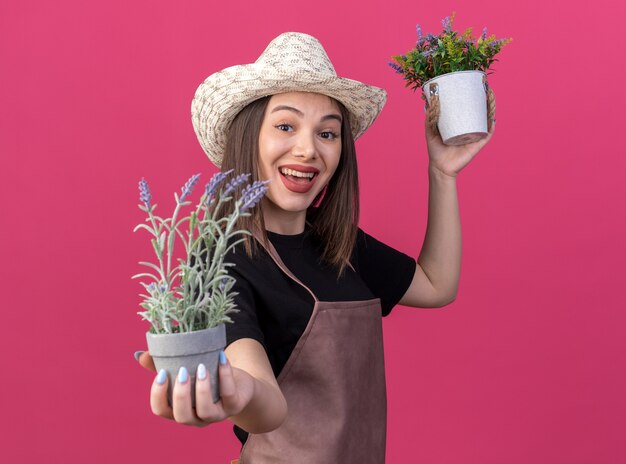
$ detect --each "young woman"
[136,32,495,463]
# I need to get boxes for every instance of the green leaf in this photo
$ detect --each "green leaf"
[151,238,161,257]
[158,231,166,255]
[131,272,160,280]
[133,223,156,235]
[138,261,166,279]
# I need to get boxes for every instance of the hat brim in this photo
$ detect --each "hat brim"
[191,63,387,167]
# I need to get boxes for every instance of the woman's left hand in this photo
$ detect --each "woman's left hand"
[425,109,496,179]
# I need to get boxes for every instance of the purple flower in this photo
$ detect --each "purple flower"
[147,282,157,293]
[218,277,227,292]
[482,26,487,41]
[240,180,269,212]
[416,24,423,42]
[205,169,233,203]
[388,62,404,74]
[179,173,201,202]
[421,48,436,58]
[138,178,152,209]
[441,16,452,33]
[488,38,506,51]
[425,33,438,44]
[223,173,251,198]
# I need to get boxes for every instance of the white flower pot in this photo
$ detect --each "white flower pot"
[422,70,489,146]
[146,323,226,406]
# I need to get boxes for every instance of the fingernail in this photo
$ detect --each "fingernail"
[156,369,167,385]
[178,366,189,384]
[197,363,207,380]
[219,350,227,366]
[134,351,144,362]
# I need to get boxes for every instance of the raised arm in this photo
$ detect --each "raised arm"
[400,109,496,308]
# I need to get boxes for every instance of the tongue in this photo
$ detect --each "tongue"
[285,174,311,184]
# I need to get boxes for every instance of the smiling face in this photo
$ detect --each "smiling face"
[258,92,343,234]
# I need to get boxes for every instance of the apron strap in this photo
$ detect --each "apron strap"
[251,227,319,303]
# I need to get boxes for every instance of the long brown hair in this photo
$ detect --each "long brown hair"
[220,94,359,276]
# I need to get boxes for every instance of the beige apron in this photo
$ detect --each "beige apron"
[235,236,388,463]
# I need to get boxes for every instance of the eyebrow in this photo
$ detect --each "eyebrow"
[270,105,342,123]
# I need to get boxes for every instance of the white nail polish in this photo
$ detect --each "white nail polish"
[197,363,207,380]
[178,366,189,383]
[156,369,167,385]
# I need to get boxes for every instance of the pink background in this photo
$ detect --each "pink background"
[2,0,624,462]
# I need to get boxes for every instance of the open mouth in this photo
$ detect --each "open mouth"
[278,165,320,193]
[279,167,317,184]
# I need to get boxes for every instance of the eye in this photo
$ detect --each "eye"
[320,131,340,140]
[275,124,293,132]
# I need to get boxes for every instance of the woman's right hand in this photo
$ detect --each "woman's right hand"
[136,351,256,427]
[136,339,286,433]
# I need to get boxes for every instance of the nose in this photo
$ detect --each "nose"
[291,131,317,160]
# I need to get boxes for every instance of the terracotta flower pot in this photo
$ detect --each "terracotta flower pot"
[146,323,226,406]
[422,70,489,146]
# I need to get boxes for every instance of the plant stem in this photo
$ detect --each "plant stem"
[147,210,166,290]
[166,199,184,293]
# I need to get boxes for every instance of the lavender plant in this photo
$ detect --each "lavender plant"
[133,171,269,334]
[389,12,512,98]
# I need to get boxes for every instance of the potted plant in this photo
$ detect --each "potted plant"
[389,12,512,145]
[133,170,268,405]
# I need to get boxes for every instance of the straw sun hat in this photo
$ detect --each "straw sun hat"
[191,32,387,167]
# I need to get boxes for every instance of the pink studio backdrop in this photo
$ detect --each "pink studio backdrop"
[1,0,624,462]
